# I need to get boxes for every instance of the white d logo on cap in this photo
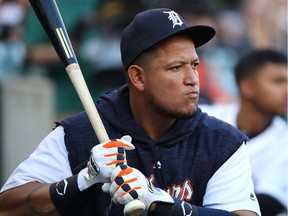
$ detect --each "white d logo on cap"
[163,11,184,28]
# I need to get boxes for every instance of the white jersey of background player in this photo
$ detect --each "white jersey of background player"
[200,49,287,216]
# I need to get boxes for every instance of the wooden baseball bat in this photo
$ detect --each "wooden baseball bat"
[28,0,145,215]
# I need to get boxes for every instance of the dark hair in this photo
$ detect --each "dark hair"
[234,49,287,85]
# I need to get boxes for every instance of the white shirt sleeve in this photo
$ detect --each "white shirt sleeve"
[0,126,72,193]
[203,143,261,215]
[246,119,288,208]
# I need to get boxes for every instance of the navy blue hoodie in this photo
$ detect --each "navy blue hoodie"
[58,85,247,216]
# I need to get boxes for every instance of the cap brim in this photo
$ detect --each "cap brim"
[180,25,216,48]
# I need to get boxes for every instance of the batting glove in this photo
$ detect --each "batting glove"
[102,165,174,215]
[77,135,135,191]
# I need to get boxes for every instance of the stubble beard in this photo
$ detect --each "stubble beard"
[150,97,198,120]
[168,107,197,119]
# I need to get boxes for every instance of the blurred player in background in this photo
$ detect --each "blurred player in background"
[200,49,288,216]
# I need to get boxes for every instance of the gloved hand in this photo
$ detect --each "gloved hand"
[102,165,174,215]
[77,135,135,191]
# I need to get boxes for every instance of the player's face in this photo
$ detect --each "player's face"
[142,36,200,119]
[249,63,287,117]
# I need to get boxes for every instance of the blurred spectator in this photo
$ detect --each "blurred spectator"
[0,0,28,79]
[241,0,287,53]
[200,49,288,216]
[75,0,145,95]
[23,0,99,117]
[199,9,253,101]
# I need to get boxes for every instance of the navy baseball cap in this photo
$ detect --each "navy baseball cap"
[120,8,216,71]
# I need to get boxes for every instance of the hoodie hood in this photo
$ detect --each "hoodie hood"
[96,85,203,146]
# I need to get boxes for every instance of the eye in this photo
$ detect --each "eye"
[271,77,287,85]
[170,64,182,71]
[191,62,199,70]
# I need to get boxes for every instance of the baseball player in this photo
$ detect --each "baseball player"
[0,8,261,216]
[200,49,288,216]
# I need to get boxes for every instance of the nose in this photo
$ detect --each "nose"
[184,65,198,85]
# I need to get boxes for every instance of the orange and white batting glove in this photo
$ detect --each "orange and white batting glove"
[77,135,135,191]
[102,165,174,215]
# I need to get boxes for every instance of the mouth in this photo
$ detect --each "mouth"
[185,94,198,103]
[186,90,199,98]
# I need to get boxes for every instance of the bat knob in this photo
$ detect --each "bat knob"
[123,200,146,216]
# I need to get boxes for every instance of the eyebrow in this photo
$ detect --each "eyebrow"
[193,57,200,63]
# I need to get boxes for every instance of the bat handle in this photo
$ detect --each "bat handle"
[66,64,145,215]
[66,63,109,143]
[124,200,146,216]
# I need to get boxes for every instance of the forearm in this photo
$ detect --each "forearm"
[0,182,59,216]
[48,173,102,215]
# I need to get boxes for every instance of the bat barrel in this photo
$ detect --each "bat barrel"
[29,0,77,67]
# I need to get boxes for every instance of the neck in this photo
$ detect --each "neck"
[237,102,273,137]
[129,92,175,141]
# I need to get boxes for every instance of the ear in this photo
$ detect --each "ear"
[127,65,145,91]
[239,79,255,99]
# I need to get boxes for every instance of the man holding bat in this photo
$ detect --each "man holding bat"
[0,8,260,216]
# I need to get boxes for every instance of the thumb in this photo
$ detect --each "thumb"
[121,135,132,143]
